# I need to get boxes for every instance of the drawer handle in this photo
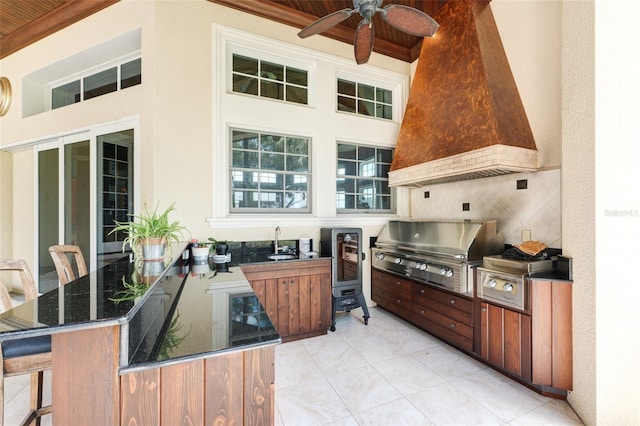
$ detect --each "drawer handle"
[449,323,456,329]
[420,310,425,315]
[450,299,455,304]
[396,299,401,303]
[421,289,425,294]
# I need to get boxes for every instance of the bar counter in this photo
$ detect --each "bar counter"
[0,243,281,424]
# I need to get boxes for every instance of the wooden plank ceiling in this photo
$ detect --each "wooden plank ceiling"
[1,0,451,62]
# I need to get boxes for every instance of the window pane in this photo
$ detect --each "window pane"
[358,100,375,116]
[52,80,80,109]
[261,80,284,100]
[338,79,356,96]
[233,74,258,95]
[377,149,392,163]
[286,138,308,155]
[231,171,258,189]
[377,104,392,119]
[358,146,375,162]
[337,160,357,177]
[233,55,258,76]
[337,177,355,193]
[232,131,259,150]
[260,153,284,170]
[286,86,307,104]
[377,163,391,178]
[342,194,356,209]
[337,96,356,113]
[376,87,392,103]
[358,83,375,100]
[84,67,117,100]
[121,58,141,89]
[233,190,259,208]
[260,135,284,152]
[285,174,308,191]
[261,61,284,81]
[337,144,357,160]
[260,192,283,208]
[232,150,259,168]
[376,195,391,209]
[286,67,307,86]
[286,155,308,172]
[285,192,307,209]
[357,195,373,209]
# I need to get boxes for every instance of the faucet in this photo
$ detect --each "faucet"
[274,226,281,254]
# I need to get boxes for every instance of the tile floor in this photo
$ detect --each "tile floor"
[274,307,583,426]
[3,306,583,425]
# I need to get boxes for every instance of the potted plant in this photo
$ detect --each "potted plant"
[111,203,186,261]
[191,241,212,260]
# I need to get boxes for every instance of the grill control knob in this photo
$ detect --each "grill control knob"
[420,263,427,271]
[504,283,514,292]
[443,269,453,277]
[375,253,385,260]
[394,258,402,265]
[488,279,498,288]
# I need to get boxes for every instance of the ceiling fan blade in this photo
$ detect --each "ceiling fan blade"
[381,4,439,37]
[354,20,375,65]
[298,8,355,38]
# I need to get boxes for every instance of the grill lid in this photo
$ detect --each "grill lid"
[375,220,504,261]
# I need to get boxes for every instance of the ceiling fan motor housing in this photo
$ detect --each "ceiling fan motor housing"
[355,0,383,21]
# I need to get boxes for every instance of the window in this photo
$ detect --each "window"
[231,54,308,104]
[337,78,393,120]
[230,129,311,212]
[337,143,393,212]
[52,58,142,109]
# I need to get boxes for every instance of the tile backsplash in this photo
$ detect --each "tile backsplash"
[409,168,561,248]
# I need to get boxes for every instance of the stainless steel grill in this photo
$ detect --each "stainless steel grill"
[372,220,504,296]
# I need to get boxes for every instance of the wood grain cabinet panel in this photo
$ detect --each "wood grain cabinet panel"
[412,283,474,352]
[371,269,412,317]
[120,346,275,425]
[479,302,531,380]
[531,279,573,390]
[242,259,331,342]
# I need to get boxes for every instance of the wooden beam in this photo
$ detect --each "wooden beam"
[0,0,120,59]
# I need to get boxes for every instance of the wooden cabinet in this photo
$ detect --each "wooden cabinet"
[371,269,412,317]
[412,284,474,352]
[371,268,474,352]
[531,279,572,390]
[120,345,275,425]
[478,279,572,392]
[479,302,532,381]
[241,259,332,342]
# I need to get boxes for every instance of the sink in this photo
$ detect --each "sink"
[267,254,296,261]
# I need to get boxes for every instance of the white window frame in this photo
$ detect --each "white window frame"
[210,24,410,228]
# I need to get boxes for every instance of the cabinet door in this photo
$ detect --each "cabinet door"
[249,278,278,330]
[277,276,297,336]
[531,280,572,390]
[480,302,531,380]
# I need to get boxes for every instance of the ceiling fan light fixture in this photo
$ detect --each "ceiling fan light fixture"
[298,0,439,65]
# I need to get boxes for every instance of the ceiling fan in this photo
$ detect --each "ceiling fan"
[297,0,439,65]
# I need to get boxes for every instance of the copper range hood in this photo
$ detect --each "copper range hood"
[389,0,538,187]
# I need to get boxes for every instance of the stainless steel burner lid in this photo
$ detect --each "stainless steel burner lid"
[374,220,504,261]
[481,255,555,275]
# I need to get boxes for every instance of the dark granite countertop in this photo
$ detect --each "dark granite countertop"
[0,242,282,371]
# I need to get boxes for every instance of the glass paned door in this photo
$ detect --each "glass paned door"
[38,149,60,293]
[98,130,134,256]
[64,140,91,268]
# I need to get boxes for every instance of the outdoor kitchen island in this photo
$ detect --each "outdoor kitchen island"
[0,243,281,425]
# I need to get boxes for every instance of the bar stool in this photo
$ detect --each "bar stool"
[0,259,52,426]
[48,245,87,285]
